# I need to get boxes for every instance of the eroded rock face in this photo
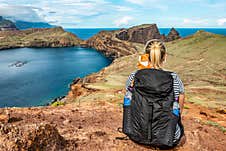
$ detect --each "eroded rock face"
[115,29,129,41]
[86,30,137,59]
[116,24,161,44]
[166,27,181,42]
[115,24,181,43]
[129,24,161,43]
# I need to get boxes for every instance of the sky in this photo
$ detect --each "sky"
[0,0,226,28]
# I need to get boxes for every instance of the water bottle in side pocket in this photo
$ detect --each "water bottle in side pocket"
[122,87,133,134]
[123,90,132,106]
[172,101,180,116]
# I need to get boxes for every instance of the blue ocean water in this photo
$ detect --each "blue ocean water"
[159,28,226,38]
[0,47,111,107]
[66,28,118,40]
[66,28,226,40]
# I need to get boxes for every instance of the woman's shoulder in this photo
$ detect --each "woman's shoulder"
[170,72,180,79]
[129,70,137,76]
[163,69,180,79]
[127,71,137,81]
[129,69,181,80]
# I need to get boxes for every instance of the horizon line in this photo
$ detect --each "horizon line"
[64,27,226,29]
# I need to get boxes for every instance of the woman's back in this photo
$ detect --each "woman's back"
[122,39,185,148]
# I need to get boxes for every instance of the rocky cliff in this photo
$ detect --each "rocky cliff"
[115,24,181,44]
[116,24,161,44]
[85,24,181,59]
[85,30,138,59]
[165,27,181,42]
[0,27,82,50]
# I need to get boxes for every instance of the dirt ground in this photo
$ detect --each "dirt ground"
[0,97,225,151]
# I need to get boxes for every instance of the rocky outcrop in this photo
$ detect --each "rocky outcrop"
[0,16,17,31]
[165,27,181,42]
[115,29,129,41]
[0,123,77,150]
[85,24,181,59]
[116,24,161,44]
[0,27,82,50]
[115,24,181,44]
[86,30,137,59]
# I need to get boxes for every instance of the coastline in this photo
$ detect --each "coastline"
[0,27,225,150]
[0,25,225,108]
[0,25,140,107]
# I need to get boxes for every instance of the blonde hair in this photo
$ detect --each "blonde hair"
[144,39,166,69]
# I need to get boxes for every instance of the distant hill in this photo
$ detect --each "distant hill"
[15,20,54,30]
[0,16,17,31]
[0,27,82,50]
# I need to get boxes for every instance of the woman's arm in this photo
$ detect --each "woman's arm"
[171,72,185,114]
[125,71,136,90]
[178,93,185,114]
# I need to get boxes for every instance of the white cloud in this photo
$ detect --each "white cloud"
[0,0,123,27]
[0,0,225,28]
[114,16,133,27]
[217,18,226,26]
[125,0,168,11]
[0,4,44,22]
[0,0,136,27]
[114,6,132,11]
[126,0,146,5]
[183,18,209,26]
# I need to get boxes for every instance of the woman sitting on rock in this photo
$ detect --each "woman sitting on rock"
[122,39,186,148]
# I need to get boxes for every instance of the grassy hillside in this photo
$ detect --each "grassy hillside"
[165,31,226,108]
[74,30,226,109]
[0,27,82,49]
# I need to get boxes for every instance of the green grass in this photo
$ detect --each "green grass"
[204,120,226,133]
[183,105,190,109]
[51,101,65,107]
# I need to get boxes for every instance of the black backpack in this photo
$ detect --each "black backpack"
[122,69,184,148]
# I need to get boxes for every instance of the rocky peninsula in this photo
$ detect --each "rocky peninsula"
[0,27,82,50]
[85,24,180,59]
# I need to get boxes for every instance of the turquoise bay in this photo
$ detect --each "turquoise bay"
[0,47,111,107]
